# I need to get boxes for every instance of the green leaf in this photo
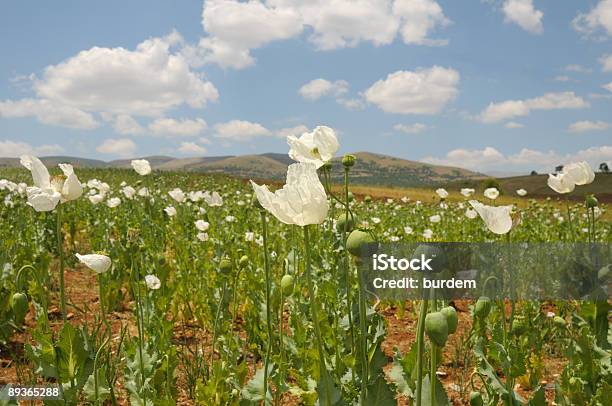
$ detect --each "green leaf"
[56,323,88,382]
[240,367,272,403]
[388,362,413,397]
[364,374,396,406]
[419,375,450,406]
[527,386,545,406]
[317,367,342,405]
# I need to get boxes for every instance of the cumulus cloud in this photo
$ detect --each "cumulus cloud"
[298,79,348,100]
[502,0,543,34]
[275,124,309,138]
[393,123,428,134]
[178,141,208,155]
[191,0,449,69]
[505,121,524,129]
[214,120,270,141]
[601,54,612,72]
[0,98,98,130]
[604,82,612,92]
[111,114,145,135]
[336,98,366,111]
[96,138,137,158]
[479,92,589,123]
[364,66,459,114]
[568,120,610,133]
[149,118,207,137]
[422,145,612,172]
[572,0,612,38]
[0,139,63,157]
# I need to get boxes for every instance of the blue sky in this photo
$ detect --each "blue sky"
[1,0,611,173]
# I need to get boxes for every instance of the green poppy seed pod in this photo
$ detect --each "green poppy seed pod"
[424,311,448,347]
[219,257,233,275]
[553,316,566,328]
[511,317,527,336]
[342,154,356,168]
[321,161,333,172]
[474,296,492,319]
[469,391,484,406]
[440,306,458,334]
[239,255,249,269]
[280,274,294,296]
[336,212,357,232]
[347,191,354,202]
[586,195,598,208]
[11,292,28,324]
[364,195,372,203]
[346,230,377,257]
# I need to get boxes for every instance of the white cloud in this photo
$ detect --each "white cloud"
[193,0,449,69]
[214,120,270,141]
[604,82,612,92]
[33,32,218,117]
[393,123,428,134]
[564,64,592,73]
[601,54,612,72]
[364,66,459,114]
[568,120,610,133]
[422,145,612,172]
[479,92,589,123]
[336,98,366,110]
[502,0,543,34]
[0,98,98,130]
[572,0,612,38]
[0,139,63,157]
[113,114,144,135]
[505,121,524,128]
[298,79,348,101]
[275,124,309,138]
[149,118,207,137]
[96,138,136,158]
[554,75,570,82]
[178,141,208,155]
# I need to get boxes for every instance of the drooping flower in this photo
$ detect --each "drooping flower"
[76,253,111,274]
[561,161,595,186]
[144,274,161,290]
[251,162,328,226]
[516,189,527,197]
[547,173,575,194]
[287,126,339,168]
[469,200,513,235]
[484,188,499,200]
[435,188,449,199]
[131,159,151,176]
[20,155,83,212]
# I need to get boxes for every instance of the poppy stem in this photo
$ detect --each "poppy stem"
[261,210,273,403]
[415,283,428,406]
[56,205,66,323]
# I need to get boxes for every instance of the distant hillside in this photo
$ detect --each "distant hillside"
[0,152,485,187]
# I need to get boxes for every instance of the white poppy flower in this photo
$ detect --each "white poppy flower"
[404,226,413,234]
[20,155,83,212]
[76,253,111,274]
[122,186,136,199]
[251,162,329,226]
[195,220,210,231]
[164,206,177,217]
[225,215,236,223]
[547,173,575,194]
[203,191,223,207]
[469,200,513,235]
[131,159,151,176]
[371,217,381,224]
[106,197,121,208]
[484,188,499,200]
[461,188,475,197]
[168,188,185,203]
[144,274,161,290]
[435,188,448,199]
[429,214,441,223]
[516,189,527,197]
[423,229,433,239]
[287,126,339,168]
[197,232,209,242]
[465,208,478,219]
[562,161,595,186]
[245,231,254,241]
[138,187,149,197]
[89,194,105,205]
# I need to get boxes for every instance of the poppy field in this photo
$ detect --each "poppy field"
[0,127,610,405]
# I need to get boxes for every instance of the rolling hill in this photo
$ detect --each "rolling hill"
[0,152,486,188]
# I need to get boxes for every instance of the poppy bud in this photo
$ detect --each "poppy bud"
[11,292,28,325]
[469,391,483,406]
[346,230,377,257]
[281,274,294,296]
[239,255,249,269]
[342,154,356,168]
[424,311,448,347]
[474,297,491,319]
[364,195,372,203]
[586,195,598,208]
[336,212,357,232]
[440,306,458,334]
[219,257,233,275]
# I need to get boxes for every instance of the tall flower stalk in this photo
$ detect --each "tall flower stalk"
[56,205,67,322]
[260,210,273,401]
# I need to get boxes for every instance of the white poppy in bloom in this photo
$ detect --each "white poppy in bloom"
[516,189,527,197]
[169,188,185,203]
[404,226,413,234]
[435,188,448,199]
[251,162,328,226]
[89,194,105,205]
[195,220,209,231]
[20,155,83,212]
[469,200,513,235]
[371,217,381,224]
[429,214,441,223]
[547,173,575,194]
[461,188,475,197]
[225,215,236,223]
[106,197,121,208]
[144,274,161,290]
[465,208,478,219]
[204,191,223,207]
[138,187,149,197]
[197,232,209,242]
[287,126,339,168]
[76,253,111,274]
[245,231,254,241]
[423,229,433,239]
[122,186,136,199]
[562,161,595,186]
[131,159,151,176]
[164,206,177,217]
[484,188,499,200]
[401,196,410,203]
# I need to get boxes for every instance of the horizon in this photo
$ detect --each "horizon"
[1,1,611,174]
